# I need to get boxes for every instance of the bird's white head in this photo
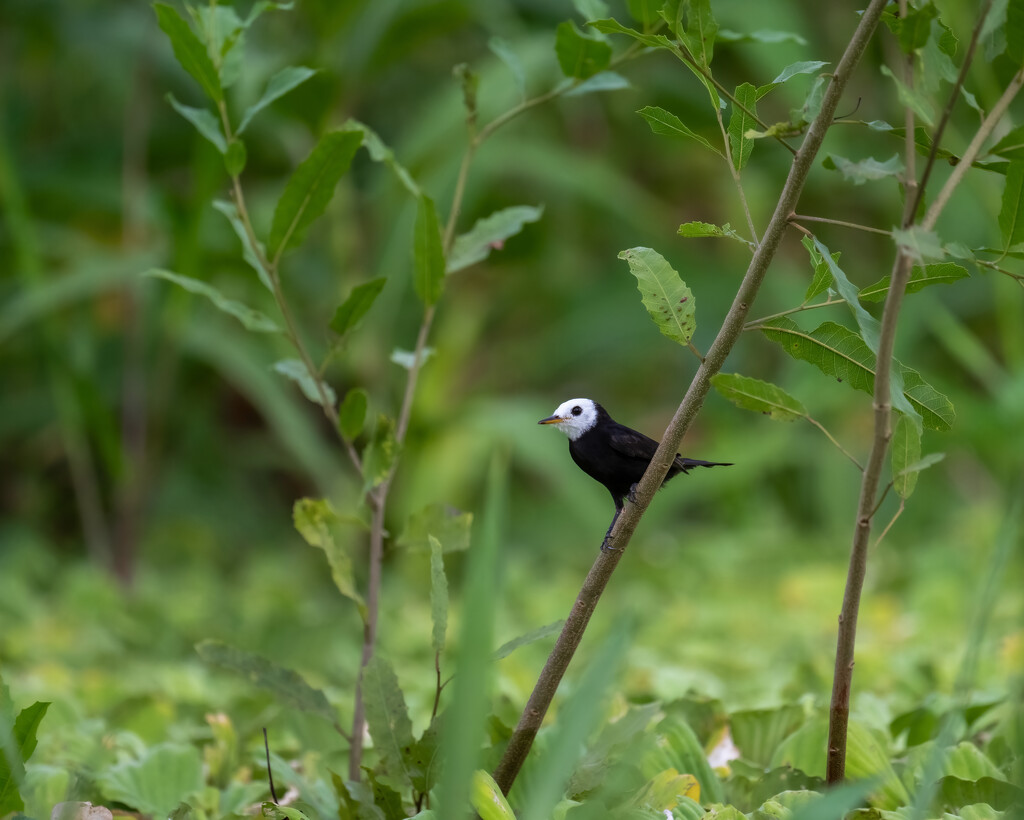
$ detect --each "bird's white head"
[538,398,599,441]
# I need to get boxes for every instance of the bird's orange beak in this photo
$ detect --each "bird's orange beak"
[538,414,564,425]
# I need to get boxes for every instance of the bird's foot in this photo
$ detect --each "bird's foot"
[600,537,620,552]
[627,483,639,505]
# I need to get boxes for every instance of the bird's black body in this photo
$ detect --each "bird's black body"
[539,399,730,550]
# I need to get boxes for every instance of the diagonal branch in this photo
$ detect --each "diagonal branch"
[491,0,890,794]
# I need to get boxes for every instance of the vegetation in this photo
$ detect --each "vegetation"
[1,1,1021,819]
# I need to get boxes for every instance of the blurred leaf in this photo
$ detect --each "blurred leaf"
[555,20,613,79]
[224,138,247,176]
[272,359,337,405]
[811,238,881,353]
[859,262,968,302]
[293,498,367,619]
[362,415,399,492]
[212,199,273,291]
[391,347,435,370]
[268,129,362,258]
[938,776,1023,811]
[880,65,934,126]
[345,119,421,197]
[414,195,445,305]
[363,655,416,784]
[760,318,954,431]
[728,83,757,170]
[989,124,1024,160]
[409,720,441,797]
[165,93,226,152]
[757,60,829,98]
[787,780,878,820]
[153,4,223,102]
[197,639,340,725]
[98,744,203,817]
[823,153,904,185]
[643,713,725,804]
[729,705,805,766]
[330,278,387,336]
[493,620,565,661]
[262,804,313,820]
[338,388,369,440]
[711,373,807,422]
[636,769,700,813]
[471,770,516,820]
[998,161,1024,249]
[892,414,921,499]
[626,0,658,26]
[429,536,448,656]
[895,2,938,52]
[447,205,544,274]
[0,698,49,815]
[679,0,718,67]
[589,18,675,50]
[489,36,526,99]
[718,29,808,45]
[564,70,631,96]
[637,105,722,156]
[237,66,317,134]
[363,769,405,820]
[792,74,826,124]
[397,502,473,553]
[618,247,697,345]
[678,220,750,244]
[437,457,504,818]
[1007,0,1024,64]
[893,226,945,263]
[144,269,280,333]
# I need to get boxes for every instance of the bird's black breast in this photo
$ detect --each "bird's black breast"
[568,420,663,503]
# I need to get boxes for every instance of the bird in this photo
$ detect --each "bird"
[538,398,731,550]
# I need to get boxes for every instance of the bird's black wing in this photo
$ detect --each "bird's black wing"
[605,423,660,462]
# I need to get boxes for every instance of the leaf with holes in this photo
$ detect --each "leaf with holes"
[711,373,806,422]
[618,247,696,346]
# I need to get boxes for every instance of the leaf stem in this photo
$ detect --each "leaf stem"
[805,415,863,471]
[714,103,759,245]
[790,213,891,237]
[743,297,847,330]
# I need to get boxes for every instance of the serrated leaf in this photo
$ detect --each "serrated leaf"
[637,106,722,156]
[998,160,1024,248]
[154,4,223,102]
[330,277,386,336]
[362,415,398,492]
[823,153,904,185]
[429,536,448,656]
[564,70,631,96]
[362,655,415,784]
[680,0,719,68]
[143,269,280,333]
[471,770,516,820]
[292,498,366,619]
[489,36,526,99]
[493,620,565,661]
[447,205,544,273]
[268,129,362,258]
[338,388,368,440]
[892,414,922,498]
[344,118,421,197]
[414,195,445,305]
[728,83,758,170]
[619,247,696,345]
[880,65,934,126]
[555,20,612,79]
[165,93,226,152]
[760,318,954,431]
[397,502,473,553]
[892,225,945,262]
[98,744,203,817]
[588,18,676,50]
[237,66,318,135]
[711,373,807,421]
[212,199,273,291]
[859,262,968,302]
[272,358,337,406]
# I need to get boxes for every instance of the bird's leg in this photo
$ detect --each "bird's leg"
[626,483,640,505]
[600,504,624,552]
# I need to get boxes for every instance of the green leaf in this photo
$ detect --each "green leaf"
[344,119,421,197]
[989,123,1024,160]
[718,28,808,45]
[414,195,445,305]
[792,74,826,124]
[292,498,367,620]
[564,70,631,96]
[268,129,363,258]
[678,221,749,244]
[330,277,386,336]
[338,388,369,440]
[364,769,406,820]
[998,160,1024,248]
[618,247,696,346]
[760,318,954,431]
[767,59,829,87]
[493,620,565,661]
[223,139,246,177]
[0,699,50,815]
[165,93,227,152]
[891,414,921,498]
[938,776,1023,811]
[822,153,904,185]
[711,373,807,422]
[728,82,758,170]
[643,713,725,804]
[801,234,840,301]
[272,358,337,405]
[391,347,435,370]
[679,0,719,68]
[396,502,473,553]
[637,106,722,156]
[555,20,612,79]
[212,200,273,291]
[489,36,526,100]
[626,0,658,26]
[896,1,939,52]
[153,4,223,102]
[811,238,881,353]
[237,66,317,134]
[880,65,934,126]
[447,205,544,273]
[362,655,416,785]
[471,770,516,820]
[859,262,969,302]
[1007,0,1024,64]
[362,415,399,492]
[892,225,946,262]
[429,536,449,657]
[143,269,280,333]
[588,19,675,50]
[98,744,203,817]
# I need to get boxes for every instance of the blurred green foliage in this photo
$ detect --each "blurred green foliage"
[1,0,1022,818]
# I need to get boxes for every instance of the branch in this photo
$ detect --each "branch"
[491,0,890,794]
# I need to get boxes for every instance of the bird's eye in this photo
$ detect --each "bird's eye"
[571,406,582,416]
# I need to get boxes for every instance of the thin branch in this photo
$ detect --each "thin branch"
[714,103,760,245]
[872,499,905,550]
[790,213,891,237]
[492,0,890,794]
[805,415,863,471]
[743,297,847,330]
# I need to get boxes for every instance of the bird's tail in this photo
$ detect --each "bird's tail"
[675,456,733,473]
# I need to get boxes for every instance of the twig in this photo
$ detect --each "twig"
[743,297,846,330]
[790,213,891,236]
[805,415,863,471]
[491,0,890,794]
[714,103,760,245]
[263,728,279,804]
[872,498,905,550]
